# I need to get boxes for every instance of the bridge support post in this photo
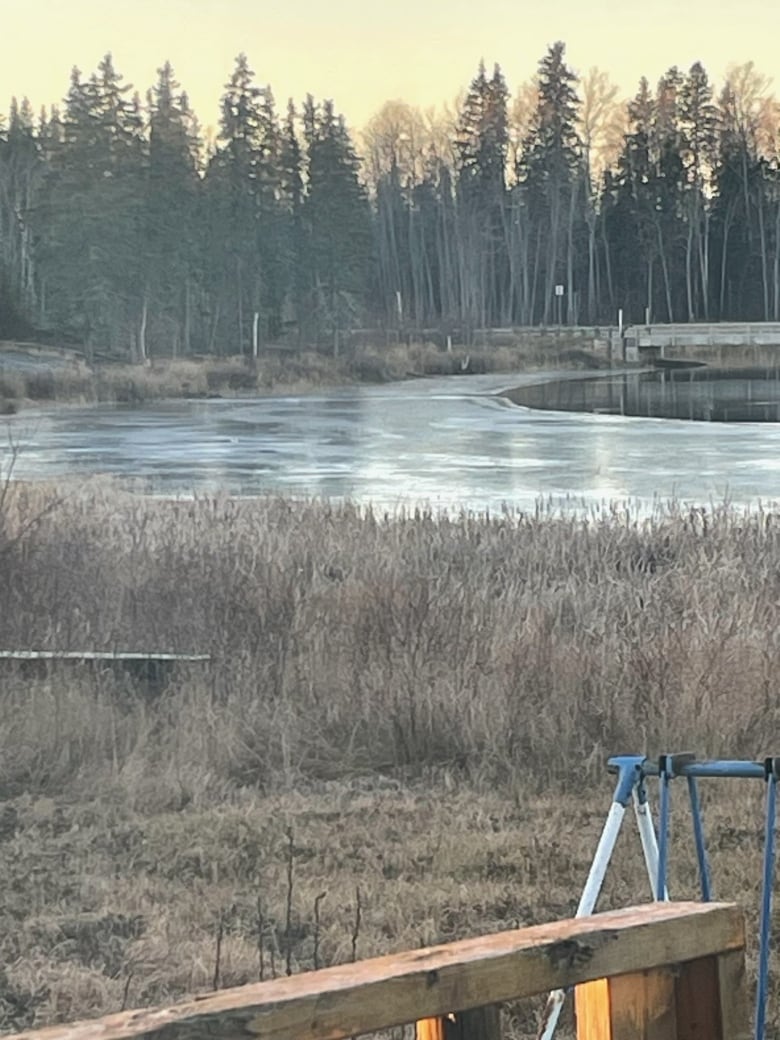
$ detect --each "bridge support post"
[417,1007,501,1040]
[575,949,749,1039]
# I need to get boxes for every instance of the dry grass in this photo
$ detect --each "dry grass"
[0,339,609,413]
[0,482,777,1035]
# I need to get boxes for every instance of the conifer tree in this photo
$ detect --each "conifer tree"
[680,62,718,318]
[455,62,510,328]
[302,98,373,346]
[146,61,201,355]
[520,42,583,323]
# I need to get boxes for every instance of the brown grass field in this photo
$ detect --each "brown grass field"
[0,481,777,1036]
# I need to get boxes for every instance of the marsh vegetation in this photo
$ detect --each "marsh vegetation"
[0,483,778,1034]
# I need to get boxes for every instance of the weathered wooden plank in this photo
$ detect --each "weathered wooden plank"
[674,956,722,1040]
[416,1007,500,1040]
[0,650,211,691]
[715,949,751,1040]
[0,652,210,662]
[453,1007,501,1040]
[609,969,677,1040]
[416,1018,446,1040]
[575,970,678,1040]
[575,977,611,1040]
[3,904,744,1040]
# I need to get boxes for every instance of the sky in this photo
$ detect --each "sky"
[3,0,780,136]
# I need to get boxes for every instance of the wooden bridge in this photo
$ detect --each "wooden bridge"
[2,902,749,1040]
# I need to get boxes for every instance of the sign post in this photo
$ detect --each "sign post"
[555,284,564,329]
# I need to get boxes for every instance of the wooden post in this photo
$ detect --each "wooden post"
[416,1018,445,1040]
[417,1007,501,1040]
[575,949,750,1040]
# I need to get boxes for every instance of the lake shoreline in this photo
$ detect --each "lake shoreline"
[5,362,778,515]
[0,340,614,417]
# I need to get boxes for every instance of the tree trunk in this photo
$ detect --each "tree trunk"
[566,185,576,325]
[236,259,244,354]
[719,199,737,320]
[699,210,710,321]
[183,278,192,354]
[138,290,149,364]
[654,219,674,323]
[757,180,770,320]
[600,217,615,317]
[685,213,695,322]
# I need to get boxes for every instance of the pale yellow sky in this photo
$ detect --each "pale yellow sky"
[3,0,778,134]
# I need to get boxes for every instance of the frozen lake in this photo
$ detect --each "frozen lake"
[5,371,780,515]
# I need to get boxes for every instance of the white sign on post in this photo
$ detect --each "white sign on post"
[555,285,564,297]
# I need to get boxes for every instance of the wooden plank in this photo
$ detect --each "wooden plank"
[576,971,678,1040]
[674,956,722,1040]
[2,904,744,1040]
[0,651,210,662]
[457,1007,501,1040]
[575,977,611,1040]
[455,1007,500,1040]
[416,1008,500,1040]
[416,1018,446,1040]
[0,650,211,691]
[715,949,751,1040]
[609,969,677,1040]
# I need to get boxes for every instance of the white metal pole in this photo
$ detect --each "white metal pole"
[537,802,626,1040]
[632,789,668,900]
[575,801,625,914]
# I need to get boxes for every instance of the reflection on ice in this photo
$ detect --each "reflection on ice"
[4,371,780,515]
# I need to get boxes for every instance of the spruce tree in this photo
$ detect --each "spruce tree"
[605,78,658,322]
[652,67,686,321]
[454,61,510,328]
[520,42,584,324]
[146,61,201,354]
[302,98,373,347]
[680,62,718,318]
[33,58,148,355]
[205,54,283,352]
[278,100,306,339]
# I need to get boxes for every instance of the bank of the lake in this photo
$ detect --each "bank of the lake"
[0,339,612,417]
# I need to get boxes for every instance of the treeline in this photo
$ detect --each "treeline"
[1,45,780,358]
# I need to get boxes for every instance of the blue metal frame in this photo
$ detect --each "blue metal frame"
[656,756,672,902]
[604,754,777,1040]
[687,775,712,902]
[756,758,779,1040]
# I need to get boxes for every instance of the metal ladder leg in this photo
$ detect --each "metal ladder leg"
[632,779,668,900]
[536,757,643,1040]
[756,758,779,1040]
[656,756,673,902]
[686,774,712,901]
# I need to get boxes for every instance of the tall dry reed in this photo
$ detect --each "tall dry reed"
[1,482,778,803]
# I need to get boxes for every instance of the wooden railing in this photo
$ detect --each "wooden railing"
[2,903,748,1040]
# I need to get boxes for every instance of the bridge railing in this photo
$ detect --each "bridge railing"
[2,902,748,1040]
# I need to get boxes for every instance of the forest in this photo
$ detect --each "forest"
[1,43,780,359]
